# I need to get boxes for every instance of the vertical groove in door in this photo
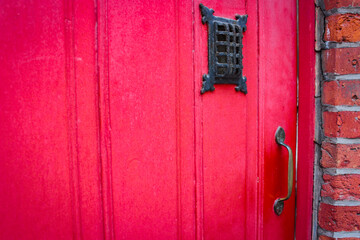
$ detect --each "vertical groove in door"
[96,0,115,239]
[174,0,182,239]
[64,0,83,239]
[193,0,204,239]
[256,0,263,238]
[243,0,261,239]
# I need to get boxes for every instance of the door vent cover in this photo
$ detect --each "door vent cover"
[200,3,247,94]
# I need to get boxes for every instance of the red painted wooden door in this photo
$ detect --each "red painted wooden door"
[0,0,296,239]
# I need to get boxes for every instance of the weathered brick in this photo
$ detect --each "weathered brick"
[322,174,360,201]
[319,203,360,232]
[325,14,360,42]
[322,48,360,75]
[319,0,360,236]
[321,142,360,168]
[319,236,360,240]
[323,80,360,106]
[324,0,360,10]
[323,111,360,138]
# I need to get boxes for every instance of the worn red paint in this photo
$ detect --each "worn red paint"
[0,0,297,239]
[0,0,103,239]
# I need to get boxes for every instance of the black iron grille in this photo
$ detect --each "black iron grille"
[200,3,247,94]
[214,22,243,82]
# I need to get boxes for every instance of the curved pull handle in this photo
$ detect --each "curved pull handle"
[273,126,293,216]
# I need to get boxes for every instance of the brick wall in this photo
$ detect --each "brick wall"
[316,0,360,239]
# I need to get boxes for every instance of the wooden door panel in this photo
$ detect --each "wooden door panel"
[0,1,104,239]
[0,0,298,239]
[0,1,74,239]
[193,0,258,239]
[260,0,297,239]
[106,0,195,239]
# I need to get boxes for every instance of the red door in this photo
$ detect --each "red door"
[0,0,297,239]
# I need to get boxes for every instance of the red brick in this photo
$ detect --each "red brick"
[321,142,360,168]
[325,14,360,42]
[319,236,360,240]
[319,203,360,231]
[323,48,360,75]
[324,0,360,10]
[323,111,360,138]
[323,80,360,106]
[322,174,360,201]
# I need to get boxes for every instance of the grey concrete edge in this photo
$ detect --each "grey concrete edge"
[323,168,360,175]
[322,197,360,206]
[325,7,360,16]
[324,137,360,144]
[322,105,360,112]
[321,41,360,49]
[323,73,360,81]
[318,227,360,238]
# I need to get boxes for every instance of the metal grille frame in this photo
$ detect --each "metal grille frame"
[200,3,247,94]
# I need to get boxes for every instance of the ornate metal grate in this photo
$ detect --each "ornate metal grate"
[200,4,247,94]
